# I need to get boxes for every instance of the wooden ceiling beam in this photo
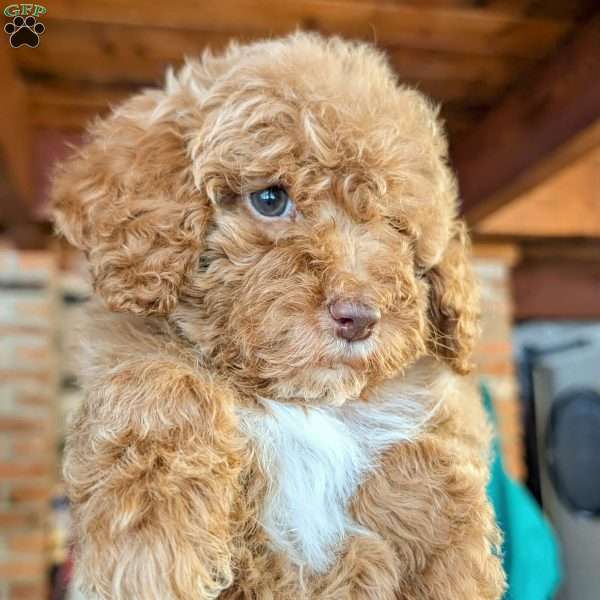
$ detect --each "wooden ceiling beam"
[16,4,577,138]
[45,0,568,58]
[27,81,132,130]
[15,21,533,106]
[474,234,600,261]
[27,81,482,144]
[353,0,598,20]
[483,0,598,19]
[513,257,600,320]
[0,46,50,248]
[477,143,600,237]
[24,80,483,139]
[22,74,487,140]
[0,44,33,207]
[452,13,600,224]
[14,24,240,86]
[492,236,600,320]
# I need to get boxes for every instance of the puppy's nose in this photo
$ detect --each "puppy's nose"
[328,300,380,342]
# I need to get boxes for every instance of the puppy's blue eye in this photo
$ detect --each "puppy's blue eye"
[248,186,292,218]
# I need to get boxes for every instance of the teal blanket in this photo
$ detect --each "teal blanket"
[483,384,562,600]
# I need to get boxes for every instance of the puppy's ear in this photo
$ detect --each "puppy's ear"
[426,221,480,374]
[52,90,210,315]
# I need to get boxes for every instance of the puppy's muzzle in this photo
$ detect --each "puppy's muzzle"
[328,299,380,342]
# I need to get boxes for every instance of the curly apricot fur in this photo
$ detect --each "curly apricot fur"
[52,34,504,600]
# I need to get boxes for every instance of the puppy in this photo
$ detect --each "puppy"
[52,34,506,599]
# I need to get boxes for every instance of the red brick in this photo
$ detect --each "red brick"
[10,581,48,600]
[9,484,52,504]
[0,509,42,529]
[0,417,48,434]
[0,371,52,385]
[7,531,46,554]
[12,437,54,457]
[0,248,57,599]
[476,360,515,377]
[495,399,522,418]
[15,345,51,364]
[0,462,50,479]
[0,249,17,271]
[18,251,54,272]
[15,392,53,408]
[0,325,50,337]
[0,558,45,580]
[13,300,51,320]
[476,340,513,356]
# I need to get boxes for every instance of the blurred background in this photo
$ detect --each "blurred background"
[1,2,599,599]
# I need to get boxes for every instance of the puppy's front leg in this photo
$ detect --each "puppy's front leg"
[64,358,246,600]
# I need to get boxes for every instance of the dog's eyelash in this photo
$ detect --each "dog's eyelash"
[384,219,424,278]
[385,217,409,235]
[198,255,212,273]
[415,265,428,279]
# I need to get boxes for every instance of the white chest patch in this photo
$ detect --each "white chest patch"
[238,382,436,573]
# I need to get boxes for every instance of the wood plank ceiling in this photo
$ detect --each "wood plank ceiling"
[10,0,596,141]
[479,144,600,237]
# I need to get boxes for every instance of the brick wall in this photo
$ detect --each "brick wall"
[474,244,525,481]
[0,246,58,600]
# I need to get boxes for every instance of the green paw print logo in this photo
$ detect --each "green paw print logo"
[3,3,46,48]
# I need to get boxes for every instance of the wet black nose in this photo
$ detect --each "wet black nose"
[328,300,381,342]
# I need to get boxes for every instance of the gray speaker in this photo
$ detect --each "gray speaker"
[533,344,600,600]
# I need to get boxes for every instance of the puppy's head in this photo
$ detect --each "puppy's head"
[52,34,479,404]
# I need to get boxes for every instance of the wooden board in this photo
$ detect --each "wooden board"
[25,81,485,139]
[453,13,600,223]
[44,0,569,58]
[14,23,241,85]
[478,144,600,237]
[0,44,33,210]
[513,258,600,320]
[28,82,132,130]
[13,0,581,142]
[352,0,597,19]
[7,0,596,231]
[15,21,533,104]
